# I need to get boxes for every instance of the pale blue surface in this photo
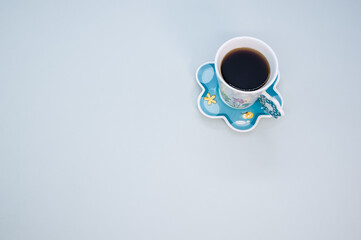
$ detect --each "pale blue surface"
[1,0,361,240]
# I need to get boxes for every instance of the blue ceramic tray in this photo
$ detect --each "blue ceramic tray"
[196,62,284,132]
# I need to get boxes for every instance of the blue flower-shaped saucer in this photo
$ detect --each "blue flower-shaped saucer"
[196,62,284,132]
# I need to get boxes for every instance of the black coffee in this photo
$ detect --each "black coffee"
[221,48,270,91]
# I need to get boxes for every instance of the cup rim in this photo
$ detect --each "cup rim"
[214,36,279,94]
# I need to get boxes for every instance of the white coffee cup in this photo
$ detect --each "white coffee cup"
[215,36,284,118]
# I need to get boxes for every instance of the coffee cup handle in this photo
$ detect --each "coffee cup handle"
[258,92,284,119]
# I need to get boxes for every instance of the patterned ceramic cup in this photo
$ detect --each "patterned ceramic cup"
[215,37,284,118]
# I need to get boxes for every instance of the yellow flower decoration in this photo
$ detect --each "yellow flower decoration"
[204,93,216,105]
[242,112,254,119]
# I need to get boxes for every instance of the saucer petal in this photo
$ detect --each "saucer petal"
[200,67,215,84]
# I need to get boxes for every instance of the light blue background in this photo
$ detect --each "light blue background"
[1,0,361,239]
